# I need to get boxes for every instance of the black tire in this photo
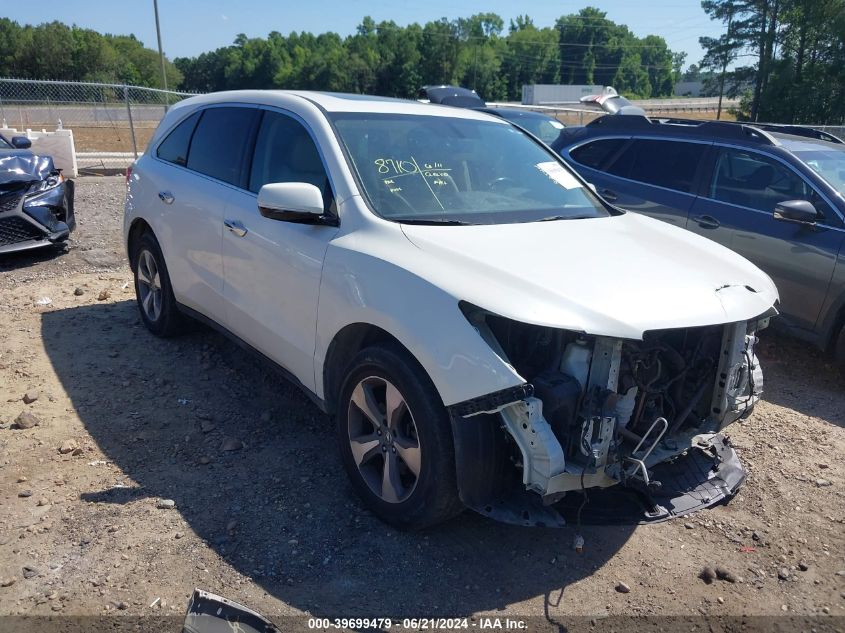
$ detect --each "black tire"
[130,230,185,337]
[335,344,463,529]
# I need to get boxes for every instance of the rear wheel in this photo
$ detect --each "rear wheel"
[131,231,185,337]
[335,344,463,529]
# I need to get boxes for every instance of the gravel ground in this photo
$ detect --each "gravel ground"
[0,177,843,631]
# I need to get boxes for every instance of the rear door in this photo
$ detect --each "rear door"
[144,105,259,322]
[568,137,709,228]
[688,146,845,331]
[142,110,224,317]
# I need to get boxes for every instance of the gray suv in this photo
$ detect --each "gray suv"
[553,117,845,368]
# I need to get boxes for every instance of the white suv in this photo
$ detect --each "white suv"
[125,91,778,528]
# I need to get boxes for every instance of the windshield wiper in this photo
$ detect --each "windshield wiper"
[398,218,476,226]
[537,214,594,222]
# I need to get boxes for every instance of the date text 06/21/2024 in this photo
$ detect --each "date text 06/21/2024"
[307,618,528,630]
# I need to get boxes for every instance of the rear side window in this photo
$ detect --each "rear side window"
[187,107,260,186]
[248,111,332,211]
[608,139,704,193]
[156,112,200,166]
[569,138,627,170]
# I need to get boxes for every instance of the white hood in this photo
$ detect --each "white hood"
[399,212,778,339]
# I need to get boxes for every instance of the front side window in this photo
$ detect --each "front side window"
[186,107,259,186]
[156,112,200,166]
[710,148,830,216]
[330,113,608,225]
[249,111,333,210]
[794,149,845,197]
[608,139,705,194]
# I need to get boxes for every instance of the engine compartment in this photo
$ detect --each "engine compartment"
[459,306,766,512]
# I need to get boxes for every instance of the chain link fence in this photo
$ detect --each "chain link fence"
[0,78,842,173]
[0,78,197,172]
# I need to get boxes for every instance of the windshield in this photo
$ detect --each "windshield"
[795,149,845,195]
[494,111,565,144]
[330,113,608,224]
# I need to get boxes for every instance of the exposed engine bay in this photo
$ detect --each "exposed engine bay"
[452,306,769,525]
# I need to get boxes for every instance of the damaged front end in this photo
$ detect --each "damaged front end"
[0,154,75,255]
[450,305,770,526]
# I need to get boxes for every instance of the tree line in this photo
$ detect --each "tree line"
[173,9,683,101]
[0,10,681,102]
[699,0,845,123]
[0,18,182,88]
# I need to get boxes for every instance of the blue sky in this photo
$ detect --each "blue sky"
[5,0,723,69]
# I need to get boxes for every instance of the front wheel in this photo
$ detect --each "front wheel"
[335,344,463,529]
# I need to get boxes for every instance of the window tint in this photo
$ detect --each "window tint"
[186,107,259,186]
[710,148,830,216]
[608,139,704,193]
[248,111,332,210]
[156,112,200,166]
[569,138,627,170]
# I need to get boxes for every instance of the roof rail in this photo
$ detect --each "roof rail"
[586,114,778,146]
[753,123,844,144]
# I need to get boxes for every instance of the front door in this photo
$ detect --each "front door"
[222,110,339,392]
[688,147,844,331]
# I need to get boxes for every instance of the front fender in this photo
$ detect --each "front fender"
[314,244,524,406]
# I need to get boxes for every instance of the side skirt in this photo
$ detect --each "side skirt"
[176,303,329,414]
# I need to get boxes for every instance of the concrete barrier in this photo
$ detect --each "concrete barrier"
[0,126,78,177]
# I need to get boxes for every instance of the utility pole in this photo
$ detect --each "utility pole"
[153,0,168,94]
[716,10,733,121]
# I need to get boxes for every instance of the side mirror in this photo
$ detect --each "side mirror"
[11,136,31,149]
[773,199,817,225]
[257,182,336,226]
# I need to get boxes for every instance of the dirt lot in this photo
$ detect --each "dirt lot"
[0,177,843,631]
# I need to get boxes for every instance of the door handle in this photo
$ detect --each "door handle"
[691,214,720,229]
[224,219,248,238]
[158,191,175,205]
[600,188,618,202]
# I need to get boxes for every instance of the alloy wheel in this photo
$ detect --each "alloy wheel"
[136,249,163,322]
[347,376,421,503]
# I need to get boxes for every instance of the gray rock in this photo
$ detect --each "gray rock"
[13,411,40,429]
[615,581,631,594]
[221,438,243,452]
[156,499,176,510]
[73,287,85,296]
[59,439,78,454]
[22,566,39,579]
[815,478,832,487]
[715,566,737,583]
[798,562,809,572]
[0,578,16,587]
[778,568,790,581]
[18,490,32,498]
[22,390,39,404]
